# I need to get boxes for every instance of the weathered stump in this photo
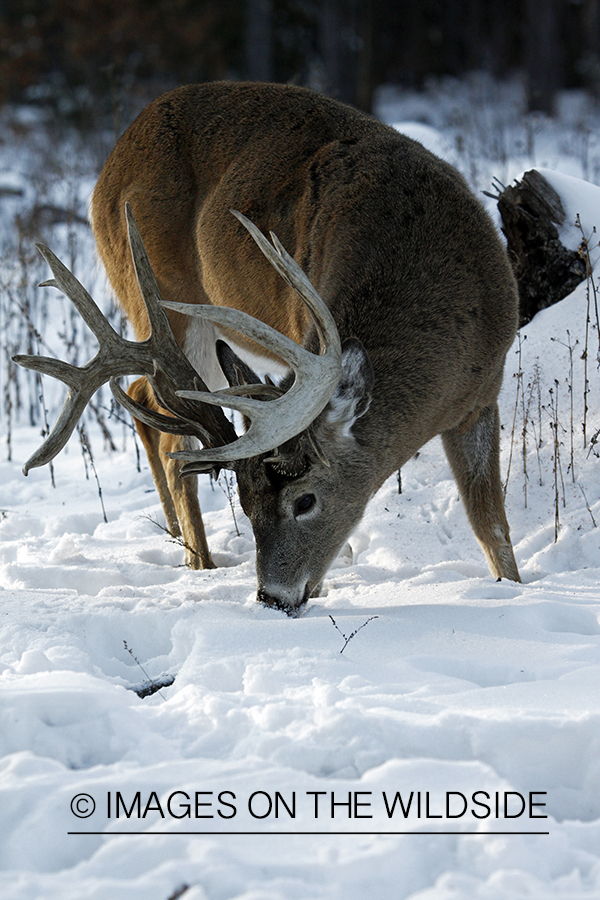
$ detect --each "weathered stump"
[495,169,586,325]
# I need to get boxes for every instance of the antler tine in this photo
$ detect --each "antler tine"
[13,206,236,475]
[234,210,341,358]
[161,210,341,365]
[123,204,237,449]
[35,243,126,344]
[109,375,214,444]
[267,229,331,353]
[13,244,159,474]
[163,212,343,466]
[160,302,311,371]
[124,203,181,342]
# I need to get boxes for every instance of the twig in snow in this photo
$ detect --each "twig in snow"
[98,399,142,471]
[329,614,379,653]
[123,640,172,702]
[217,468,241,536]
[141,513,200,565]
[548,381,566,542]
[551,331,577,481]
[36,367,55,487]
[575,215,598,448]
[77,424,107,523]
[504,332,525,497]
[579,484,597,528]
[88,400,117,452]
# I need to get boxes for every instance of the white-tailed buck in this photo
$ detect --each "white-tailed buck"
[15,82,521,612]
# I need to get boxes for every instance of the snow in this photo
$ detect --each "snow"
[536,167,600,266]
[1,81,600,899]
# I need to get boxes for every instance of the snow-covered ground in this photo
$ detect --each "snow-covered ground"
[1,78,600,899]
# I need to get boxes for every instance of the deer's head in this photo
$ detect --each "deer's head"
[215,335,374,612]
[15,208,375,613]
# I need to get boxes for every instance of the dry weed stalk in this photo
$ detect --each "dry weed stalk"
[528,361,544,487]
[217,468,242,537]
[551,331,578,481]
[123,640,171,702]
[520,336,530,507]
[141,513,202,566]
[329,614,379,653]
[504,331,525,498]
[579,483,597,528]
[575,215,600,448]
[1,150,126,472]
[548,381,566,542]
[77,423,108,523]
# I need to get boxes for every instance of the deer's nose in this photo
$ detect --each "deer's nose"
[257,582,310,615]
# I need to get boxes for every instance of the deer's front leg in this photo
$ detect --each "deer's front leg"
[128,376,215,570]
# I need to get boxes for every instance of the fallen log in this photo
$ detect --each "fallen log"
[492,169,586,325]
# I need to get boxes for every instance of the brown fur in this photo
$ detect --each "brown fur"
[91,82,520,599]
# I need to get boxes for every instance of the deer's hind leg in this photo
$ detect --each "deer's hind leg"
[128,376,214,570]
[442,403,521,582]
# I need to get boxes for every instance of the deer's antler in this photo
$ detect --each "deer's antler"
[14,207,343,478]
[162,210,343,474]
[13,204,236,474]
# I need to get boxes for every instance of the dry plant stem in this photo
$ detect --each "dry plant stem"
[98,400,142,471]
[583,279,590,451]
[36,369,55,488]
[4,289,56,469]
[218,469,241,537]
[549,381,565,542]
[567,332,575,481]
[579,484,597,528]
[591,251,600,359]
[141,513,202,563]
[504,332,523,497]
[552,332,577,481]
[556,410,566,511]
[553,422,560,542]
[528,363,543,487]
[4,344,13,462]
[576,217,600,356]
[575,215,594,448]
[536,370,543,484]
[123,640,168,703]
[520,336,530,508]
[6,287,53,353]
[77,424,108,523]
[88,401,117,452]
[328,614,379,653]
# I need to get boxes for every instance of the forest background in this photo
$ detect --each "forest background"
[1,0,599,130]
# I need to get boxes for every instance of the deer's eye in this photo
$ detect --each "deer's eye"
[294,493,316,516]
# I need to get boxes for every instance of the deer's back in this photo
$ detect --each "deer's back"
[91,82,518,444]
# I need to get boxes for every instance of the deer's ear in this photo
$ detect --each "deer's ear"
[216,340,261,387]
[326,338,373,432]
